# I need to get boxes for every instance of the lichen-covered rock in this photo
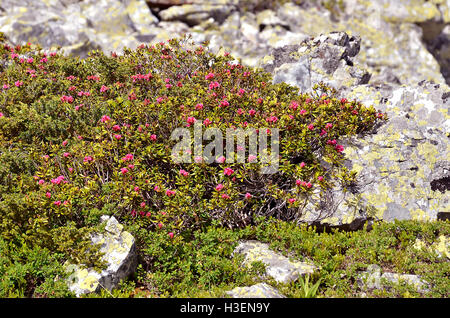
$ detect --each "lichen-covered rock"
[0,0,158,57]
[357,264,430,293]
[158,2,235,26]
[233,240,317,284]
[65,215,137,297]
[260,32,371,93]
[414,235,450,259]
[340,81,449,222]
[226,283,286,298]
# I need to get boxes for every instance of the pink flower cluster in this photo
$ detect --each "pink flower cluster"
[50,175,65,185]
[130,73,152,82]
[60,95,74,103]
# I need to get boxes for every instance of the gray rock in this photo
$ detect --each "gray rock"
[226,283,286,298]
[357,264,430,293]
[233,240,317,284]
[340,81,450,222]
[65,215,137,297]
[261,32,371,93]
[159,3,235,26]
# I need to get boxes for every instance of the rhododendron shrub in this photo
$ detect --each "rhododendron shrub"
[0,35,386,267]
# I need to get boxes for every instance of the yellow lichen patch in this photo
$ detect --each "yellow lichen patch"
[410,208,430,221]
[435,235,450,259]
[79,274,99,292]
[417,142,439,168]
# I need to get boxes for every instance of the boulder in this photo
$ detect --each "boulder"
[233,240,317,284]
[0,0,158,57]
[226,283,286,298]
[260,32,371,93]
[158,3,235,26]
[296,80,449,229]
[65,215,137,297]
[341,81,449,222]
[357,264,430,293]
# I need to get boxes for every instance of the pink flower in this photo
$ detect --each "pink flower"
[299,109,307,115]
[15,80,23,87]
[194,156,203,163]
[320,129,327,137]
[114,134,122,140]
[26,58,34,63]
[122,154,134,161]
[112,125,121,131]
[296,179,302,186]
[290,101,299,110]
[219,100,229,108]
[2,84,9,90]
[166,189,176,197]
[165,83,172,89]
[40,57,48,63]
[120,167,128,174]
[203,118,212,126]
[38,179,45,185]
[128,164,135,169]
[168,232,174,239]
[217,156,226,163]
[325,123,333,130]
[179,169,189,177]
[134,186,140,192]
[205,72,214,80]
[221,194,230,200]
[53,201,61,206]
[223,167,234,176]
[209,81,220,90]
[50,176,64,184]
[186,117,196,125]
[158,222,163,229]
[45,192,51,198]
[248,109,256,116]
[154,185,160,192]
[307,124,314,130]
[63,200,69,206]
[335,144,344,153]
[318,176,324,182]
[101,115,111,123]
[62,140,68,147]
[266,116,278,123]
[306,182,312,188]
[150,134,157,141]
[327,139,337,145]
[68,167,73,173]
[60,95,74,103]
[140,202,146,208]
[63,152,70,158]
[237,108,244,115]
[288,198,296,204]
[100,85,109,92]
[299,162,305,168]
[245,192,252,199]
[248,155,257,162]
[215,184,224,191]
[83,156,93,162]
[195,103,204,110]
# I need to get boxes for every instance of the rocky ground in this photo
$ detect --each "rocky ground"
[0,0,448,298]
